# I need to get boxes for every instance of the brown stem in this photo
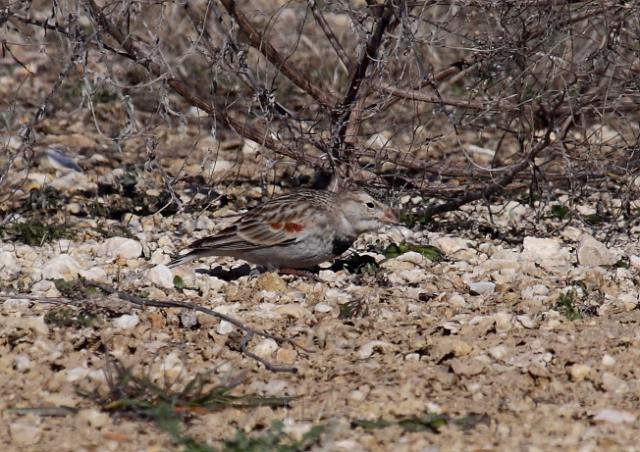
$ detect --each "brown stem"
[422,128,553,217]
[329,0,394,163]
[307,0,350,72]
[84,0,323,168]
[218,0,337,108]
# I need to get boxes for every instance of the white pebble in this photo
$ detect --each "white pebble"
[569,364,591,382]
[488,345,508,360]
[252,339,278,359]
[468,281,495,295]
[78,267,107,282]
[101,237,142,259]
[593,408,636,424]
[147,265,174,289]
[602,354,616,367]
[0,251,20,277]
[13,355,32,372]
[314,303,333,313]
[114,314,139,329]
[357,340,391,359]
[41,254,81,280]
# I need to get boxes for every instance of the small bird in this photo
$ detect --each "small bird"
[168,189,398,271]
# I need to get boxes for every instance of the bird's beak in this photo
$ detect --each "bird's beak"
[381,208,400,225]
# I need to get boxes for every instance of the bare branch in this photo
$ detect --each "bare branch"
[218,0,338,108]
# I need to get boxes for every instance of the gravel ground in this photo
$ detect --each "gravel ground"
[2,150,640,450]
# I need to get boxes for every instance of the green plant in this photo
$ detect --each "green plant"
[1,220,73,245]
[383,241,443,262]
[79,358,294,451]
[221,421,324,452]
[44,306,97,329]
[555,290,582,321]
[352,412,489,433]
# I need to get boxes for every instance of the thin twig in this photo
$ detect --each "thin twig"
[218,0,337,108]
[307,0,350,73]
[328,0,395,164]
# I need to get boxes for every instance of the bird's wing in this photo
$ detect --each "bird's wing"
[186,195,325,251]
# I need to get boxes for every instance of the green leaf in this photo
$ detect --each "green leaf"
[550,204,570,220]
[383,241,443,262]
[173,275,185,290]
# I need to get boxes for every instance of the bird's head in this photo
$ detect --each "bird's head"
[337,190,399,235]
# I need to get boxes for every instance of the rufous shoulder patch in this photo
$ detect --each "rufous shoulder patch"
[270,222,283,230]
[284,222,304,233]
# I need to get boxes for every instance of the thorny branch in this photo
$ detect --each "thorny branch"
[3,0,640,217]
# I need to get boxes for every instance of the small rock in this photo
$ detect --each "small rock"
[629,255,640,270]
[395,251,426,266]
[42,254,81,280]
[150,249,170,265]
[577,234,618,267]
[405,353,420,362]
[114,314,140,329]
[214,305,237,334]
[521,284,549,302]
[101,237,142,259]
[78,266,108,282]
[263,379,288,396]
[9,416,42,446]
[602,354,616,367]
[66,367,90,382]
[157,352,184,381]
[381,259,416,273]
[435,236,471,255]
[274,304,310,319]
[468,281,495,295]
[255,273,287,292]
[26,316,49,335]
[387,268,427,285]
[446,292,467,307]
[318,269,339,282]
[516,315,537,329]
[450,358,485,376]
[13,355,32,372]
[80,408,110,428]
[488,345,508,360]
[276,348,296,365]
[494,312,512,332]
[252,339,278,358]
[593,408,636,424]
[451,339,473,357]
[314,303,333,313]
[358,340,392,359]
[522,237,570,264]
[569,363,591,382]
[180,310,199,328]
[148,265,174,289]
[325,288,351,304]
[0,251,19,277]
[528,364,550,378]
[282,421,314,442]
[601,372,628,394]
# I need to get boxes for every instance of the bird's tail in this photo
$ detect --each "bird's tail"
[167,250,199,268]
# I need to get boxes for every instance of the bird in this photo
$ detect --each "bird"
[168,188,398,272]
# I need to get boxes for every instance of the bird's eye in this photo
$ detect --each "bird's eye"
[365,201,375,209]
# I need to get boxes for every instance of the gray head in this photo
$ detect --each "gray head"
[336,190,398,235]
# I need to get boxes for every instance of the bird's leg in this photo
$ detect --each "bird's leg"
[277,268,321,281]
